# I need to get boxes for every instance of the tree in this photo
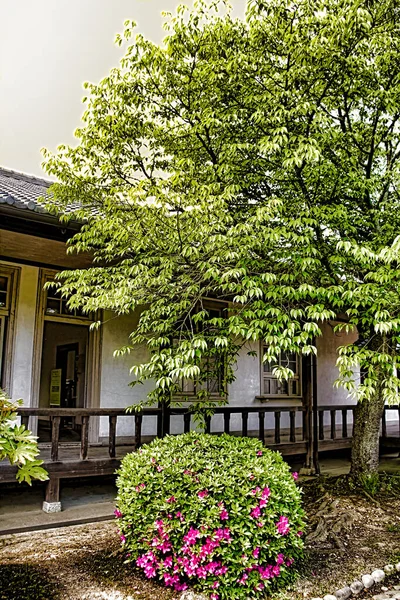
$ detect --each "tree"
[43,0,400,481]
[0,390,48,484]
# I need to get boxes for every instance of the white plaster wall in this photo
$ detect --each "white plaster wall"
[316,321,358,407]
[99,310,155,438]
[4,261,38,406]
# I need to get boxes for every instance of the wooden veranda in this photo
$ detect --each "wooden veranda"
[1,404,399,509]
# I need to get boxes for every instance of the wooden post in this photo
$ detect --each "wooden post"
[43,477,61,513]
[224,412,230,434]
[289,410,296,443]
[135,414,143,449]
[80,416,90,460]
[258,411,265,445]
[330,410,336,439]
[342,409,348,438]
[312,351,320,474]
[274,411,281,444]
[241,411,248,437]
[183,412,191,433]
[51,416,61,462]
[109,415,117,458]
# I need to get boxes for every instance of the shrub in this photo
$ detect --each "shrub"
[116,432,305,599]
[0,389,48,484]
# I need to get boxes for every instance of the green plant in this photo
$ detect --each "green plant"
[116,432,305,599]
[359,472,381,497]
[0,389,48,484]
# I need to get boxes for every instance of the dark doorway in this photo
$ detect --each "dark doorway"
[38,322,88,442]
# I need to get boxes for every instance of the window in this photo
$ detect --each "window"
[0,267,19,391]
[176,302,226,399]
[45,286,87,319]
[261,344,302,398]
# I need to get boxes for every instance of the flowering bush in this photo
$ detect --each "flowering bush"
[115,432,305,599]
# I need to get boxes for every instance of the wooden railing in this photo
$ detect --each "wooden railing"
[17,405,310,463]
[14,403,400,467]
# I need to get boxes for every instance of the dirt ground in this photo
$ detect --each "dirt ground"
[0,475,399,600]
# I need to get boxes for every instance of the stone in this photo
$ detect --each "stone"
[396,563,400,572]
[362,574,375,589]
[372,570,386,583]
[180,593,208,600]
[334,587,352,600]
[372,595,391,600]
[384,565,395,575]
[323,595,337,600]
[42,501,62,513]
[350,581,364,595]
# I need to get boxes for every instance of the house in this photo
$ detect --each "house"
[0,166,398,510]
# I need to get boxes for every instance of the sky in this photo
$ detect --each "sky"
[0,0,247,179]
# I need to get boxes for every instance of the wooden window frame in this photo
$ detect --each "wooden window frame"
[259,342,302,400]
[0,264,20,394]
[174,299,228,401]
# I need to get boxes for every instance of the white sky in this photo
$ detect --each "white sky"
[0,0,247,178]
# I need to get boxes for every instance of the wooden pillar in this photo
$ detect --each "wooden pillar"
[300,352,319,475]
[43,476,61,513]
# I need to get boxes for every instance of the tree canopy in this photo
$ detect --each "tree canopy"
[43,0,400,474]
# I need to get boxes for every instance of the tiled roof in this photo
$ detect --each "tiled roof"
[0,167,52,214]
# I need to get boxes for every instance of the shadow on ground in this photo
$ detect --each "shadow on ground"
[0,563,62,600]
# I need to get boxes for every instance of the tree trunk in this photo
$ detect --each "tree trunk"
[350,388,385,481]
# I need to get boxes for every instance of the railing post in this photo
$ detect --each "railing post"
[224,412,230,434]
[318,410,325,440]
[80,416,90,460]
[51,416,60,462]
[289,410,296,443]
[21,415,29,430]
[109,415,117,458]
[258,411,265,445]
[205,415,211,434]
[330,410,336,440]
[183,412,191,433]
[135,414,143,449]
[241,410,248,437]
[382,408,387,438]
[342,409,348,438]
[274,411,281,444]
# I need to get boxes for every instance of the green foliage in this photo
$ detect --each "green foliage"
[358,472,381,496]
[116,432,305,598]
[42,0,400,411]
[0,390,48,484]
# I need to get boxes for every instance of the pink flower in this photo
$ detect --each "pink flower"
[297,530,303,537]
[114,509,122,518]
[272,565,281,577]
[163,556,173,568]
[212,581,220,589]
[210,594,219,600]
[256,582,265,591]
[249,474,255,480]
[143,565,156,578]
[257,450,263,456]
[239,573,248,585]
[286,558,294,567]
[276,515,290,535]
[198,490,209,499]
[183,527,200,545]
[276,553,285,565]
[220,509,229,520]
[166,496,176,503]
[175,583,188,592]
[252,547,260,559]
[215,565,228,576]
[250,506,261,519]
[135,483,146,492]
[157,465,163,472]
[251,487,261,496]
[259,498,268,508]
[262,487,271,499]
[292,472,299,480]
[120,534,126,543]
[257,521,264,527]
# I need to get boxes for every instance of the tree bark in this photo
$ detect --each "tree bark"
[350,392,385,480]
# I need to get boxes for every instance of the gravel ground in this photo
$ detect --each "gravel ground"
[0,475,399,600]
